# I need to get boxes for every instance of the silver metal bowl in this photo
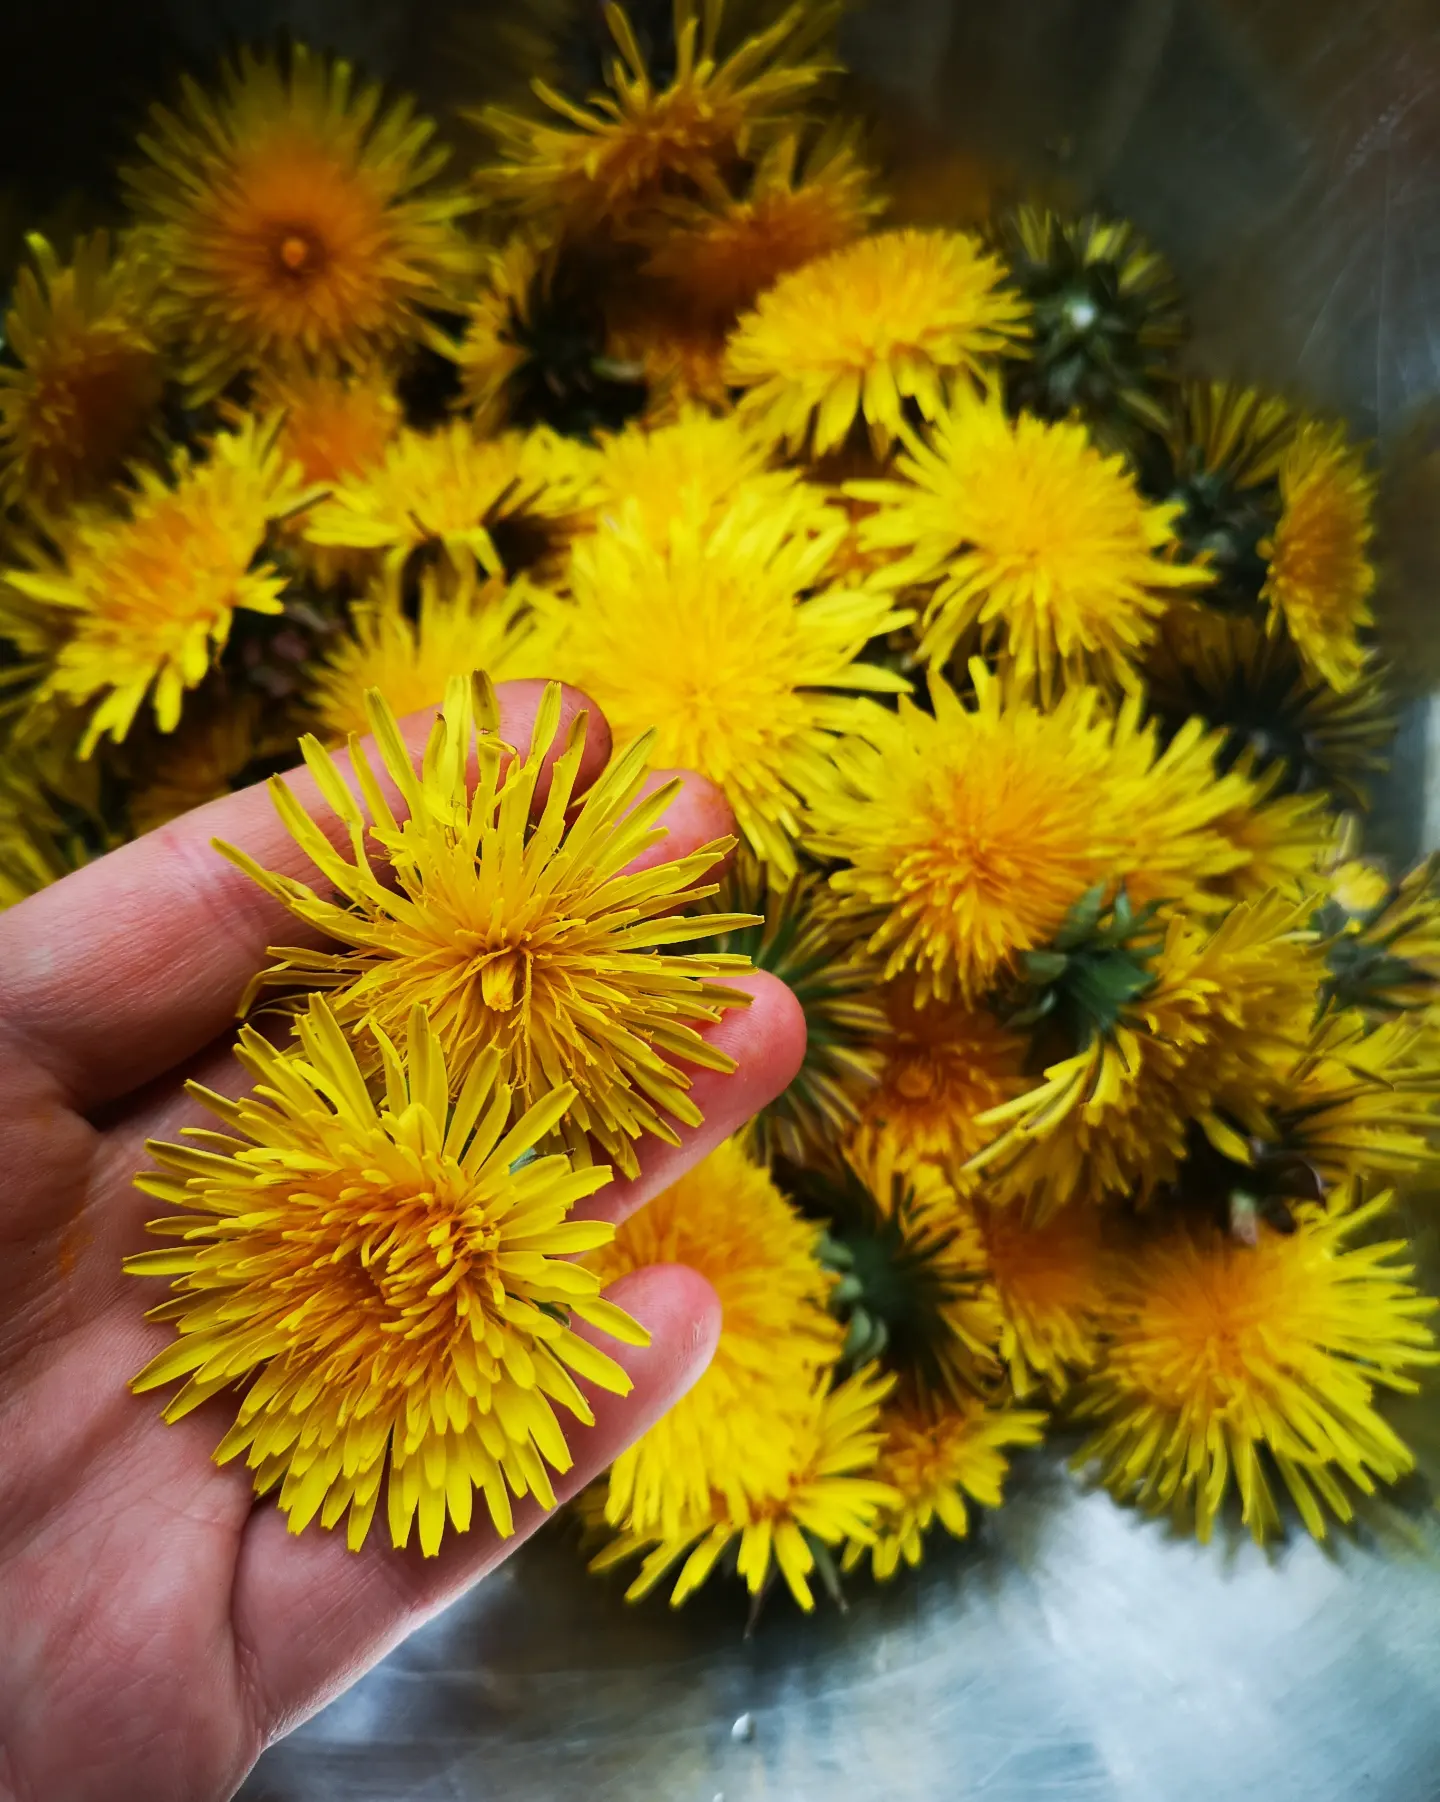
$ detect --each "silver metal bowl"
[226,3,1440,1795]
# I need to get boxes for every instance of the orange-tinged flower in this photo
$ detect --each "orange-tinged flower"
[1077,1190,1437,1542]
[8,416,313,751]
[1261,422,1377,694]
[0,231,163,506]
[125,43,475,392]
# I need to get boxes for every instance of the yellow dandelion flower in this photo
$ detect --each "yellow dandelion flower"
[585,405,813,540]
[539,488,910,876]
[1261,422,1377,694]
[1075,1189,1438,1543]
[642,127,882,324]
[124,43,475,393]
[826,1161,1003,1398]
[1205,754,1333,904]
[454,234,548,428]
[306,563,541,743]
[971,1200,1107,1398]
[1270,1010,1440,1188]
[222,676,754,1177]
[806,666,1254,1005]
[970,893,1326,1214]
[1321,850,1440,1016]
[473,0,838,228]
[300,420,593,577]
[848,984,1027,1191]
[587,1137,840,1538]
[127,997,646,1556]
[0,230,164,506]
[252,360,401,486]
[128,698,299,835]
[596,1363,898,1613]
[843,1390,1045,1579]
[697,848,887,1162]
[7,416,313,752]
[852,388,1207,697]
[725,227,1030,457]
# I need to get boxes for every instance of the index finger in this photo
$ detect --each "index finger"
[0,681,609,1112]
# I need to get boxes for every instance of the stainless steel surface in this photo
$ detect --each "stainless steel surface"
[239,2,1440,1795]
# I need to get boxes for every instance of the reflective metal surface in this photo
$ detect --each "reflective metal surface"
[233,2,1440,1795]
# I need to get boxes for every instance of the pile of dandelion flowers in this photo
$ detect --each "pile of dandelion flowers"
[545,490,911,876]
[0,230,164,506]
[852,389,1208,698]
[124,42,476,393]
[307,563,542,743]
[1261,421,1377,695]
[1074,1189,1438,1542]
[473,0,840,228]
[843,1391,1046,1580]
[725,227,1030,456]
[586,1136,841,1538]
[300,420,593,577]
[8,414,314,752]
[595,1362,899,1613]
[126,997,646,1556]
[222,675,756,1177]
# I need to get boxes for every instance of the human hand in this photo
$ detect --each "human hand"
[0,680,805,1802]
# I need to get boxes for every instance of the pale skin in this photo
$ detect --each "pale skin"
[0,680,806,1802]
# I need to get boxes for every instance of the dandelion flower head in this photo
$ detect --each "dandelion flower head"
[598,1362,898,1613]
[971,893,1326,1214]
[222,676,756,1177]
[1076,1189,1438,1542]
[725,227,1030,456]
[300,419,594,577]
[587,1137,841,1538]
[541,488,910,875]
[844,1390,1045,1579]
[806,669,1126,1003]
[127,997,646,1556]
[125,42,475,392]
[307,563,543,742]
[0,231,163,506]
[1261,421,1377,695]
[641,127,882,324]
[474,0,839,228]
[853,387,1208,696]
[8,414,312,751]
[848,984,1028,1190]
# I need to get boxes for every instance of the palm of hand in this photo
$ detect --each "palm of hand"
[0,683,802,1802]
